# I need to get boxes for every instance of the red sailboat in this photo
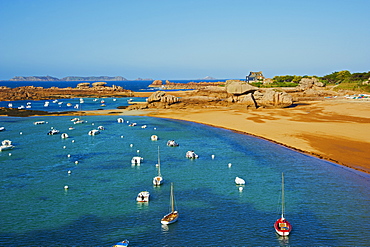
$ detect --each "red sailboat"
[274,172,292,236]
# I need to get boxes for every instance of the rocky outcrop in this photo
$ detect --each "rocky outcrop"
[147,91,179,104]
[297,78,324,91]
[255,89,293,108]
[77,83,90,89]
[92,82,107,87]
[225,80,258,95]
[0,85,132,101]
[148,80,163,87]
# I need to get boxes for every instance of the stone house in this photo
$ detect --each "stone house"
[246,71,264,82]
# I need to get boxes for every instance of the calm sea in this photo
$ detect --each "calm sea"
[0,82,369,246]
[0,80,229,92]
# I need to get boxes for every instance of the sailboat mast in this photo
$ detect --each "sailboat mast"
[281,172,285,219]
[157,146,161,176]
[171,183,174,213]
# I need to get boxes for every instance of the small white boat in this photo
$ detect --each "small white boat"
[97,126,105,130]
[186,151,198,159]
[153,146,163,186]
[235,177,246,185]
[129,123,137,127]
[136,191,150,202]
[0,140,14,151]
[88,129,100,136]
[167,140,179,147]
[112,239,129,247]
[8,103,13,108]
[141,125,147,128]
[61,133,69,139]
[47,129,60,135]
[68,127,75,130]
[131,156,143,165]
[34,121,46,125]
[161,183,178,225]
[151,135,158,141]
[117,118,124,123]
[0,127,5,131]
[74,119,85,124]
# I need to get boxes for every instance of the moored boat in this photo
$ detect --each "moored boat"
[153,146,163,186]
[34,121,46,125]
[47,129,60,135]
[136,191,150,202]
[167,140,179,147]
[88,129,100,136]
[131,156,143,165]
[151,135,158,141]
[161,183,178,225]
[61,133,69,139]
[186,150,198,159]
[112,239,129,247]
[0,140,14,151]
[274,172,292,236]
[235,176,245,185]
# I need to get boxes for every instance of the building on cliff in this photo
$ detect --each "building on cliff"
[246,71,264,82]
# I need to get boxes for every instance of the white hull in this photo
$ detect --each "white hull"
[0,145,13,151]
[275,229,290,236]
[136,191,150,202]
[153,176,163,186]
[161,211,178,225]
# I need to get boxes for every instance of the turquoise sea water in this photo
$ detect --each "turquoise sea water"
[0,111,369,246]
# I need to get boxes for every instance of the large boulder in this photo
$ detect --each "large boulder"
[147,91,179,104]
[226,80,258,95]
[297,78,324,91]
[256,89,293,108]
[77,83,90,89]
[92,82,107,87]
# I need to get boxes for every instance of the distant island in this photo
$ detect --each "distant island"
[6,76,154,81]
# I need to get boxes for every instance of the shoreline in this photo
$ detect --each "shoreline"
[86,99,370,175]
[1,96,369,175]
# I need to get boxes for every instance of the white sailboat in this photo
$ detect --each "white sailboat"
[161,183,178,225]
[153,146,163,186]
[274,172,292,236]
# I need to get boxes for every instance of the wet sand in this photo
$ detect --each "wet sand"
[89,99,370,174]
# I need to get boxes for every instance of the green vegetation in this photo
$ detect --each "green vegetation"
[320,71,370,92]
[250,71,370,92]
[250,81,297,88]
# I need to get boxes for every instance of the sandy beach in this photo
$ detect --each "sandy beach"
[88,96,370,174]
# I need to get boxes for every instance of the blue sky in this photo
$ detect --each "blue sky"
[0,0,369,80]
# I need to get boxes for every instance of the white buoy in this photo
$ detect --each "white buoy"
[67,154,71,158]
[137,150,140,153]
[9,153,12,156]
[68,170,72,174]
[72,140,75,143]
[64,185,69,190]
[121,135,124,138]
[92,123,94,125]
[239,187,243,192]
[154,127,156,130]
[228,163,232,168]
[20,132,23,135]
[130,144,133,147]
[75,161,79,164]
[63,146,66,149]
[211,154,215,159]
